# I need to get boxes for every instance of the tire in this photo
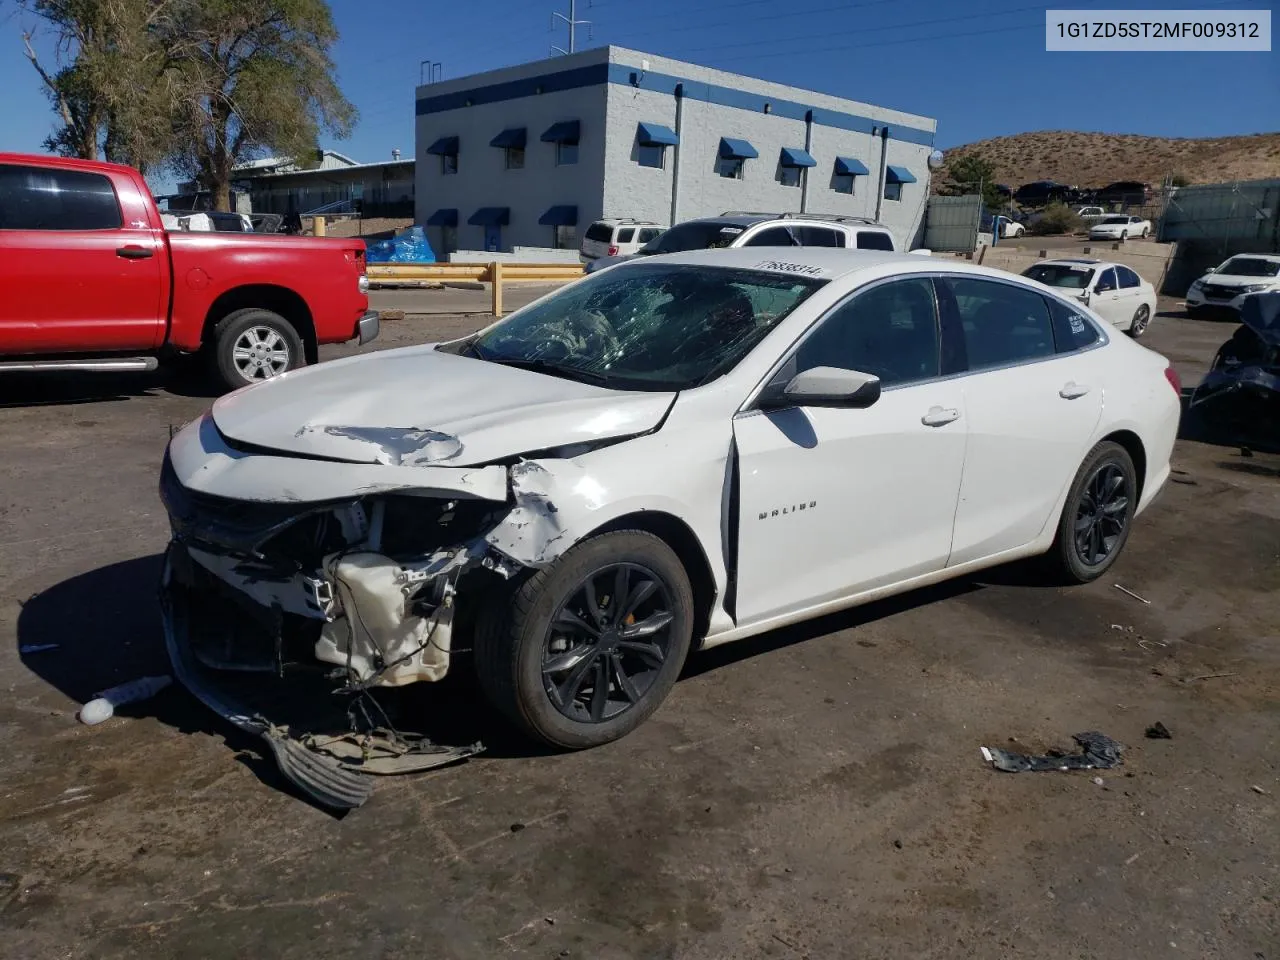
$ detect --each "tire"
[1043,441,1138,585]
[474,530,695,749]
[1140,227,1150,238]
[210,308,304,391]
[1120,231,1128,241]
[1128,304,1151,338]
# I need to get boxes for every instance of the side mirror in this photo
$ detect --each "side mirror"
[759,366,882,411]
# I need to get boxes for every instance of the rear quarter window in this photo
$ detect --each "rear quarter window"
[0,164,122,231]
[1048,296,1104,352]
[855,231,895,251]
[617,227,635,243]
[584,223,613,243]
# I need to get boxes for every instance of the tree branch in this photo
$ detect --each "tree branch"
[22,30,76,131]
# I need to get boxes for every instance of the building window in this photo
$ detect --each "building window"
[638,144,665,169]
[779,166,801,187]
[554,225,576,249]
[883,181,903,202]
[834,174,856,195]
[441,153,458,176]
[717,157,745,179]
[505,147,524,170]
[556,141,578,165]
[441,225,457,254]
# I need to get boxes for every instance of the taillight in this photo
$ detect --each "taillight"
[1164,365,1182,397]
[607,244,619,256]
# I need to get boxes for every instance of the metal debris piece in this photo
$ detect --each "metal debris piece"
[1145,721,1172,739]
[1251,785,1268,795]
[1113,584,1151,604]
[981,731,1125,773]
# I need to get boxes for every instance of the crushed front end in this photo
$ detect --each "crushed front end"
[157,430,535,810]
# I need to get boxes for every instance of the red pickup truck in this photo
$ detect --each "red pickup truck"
[0,152,378,390]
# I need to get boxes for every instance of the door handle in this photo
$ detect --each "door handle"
[1059,382,1091,399]
[116,245,153,260]
[921,406,961,427]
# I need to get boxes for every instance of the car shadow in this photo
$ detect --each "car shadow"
[0,365,223,408]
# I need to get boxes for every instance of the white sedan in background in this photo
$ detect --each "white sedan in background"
[1089,215,1152,241]
[1023,258,1158,337]
[160,248,1182,808]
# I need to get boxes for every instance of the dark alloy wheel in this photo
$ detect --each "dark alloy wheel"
[475,530,694,749]
[1128,304,1151,338]
[542,563,674,724]
[1044,441,1138,583]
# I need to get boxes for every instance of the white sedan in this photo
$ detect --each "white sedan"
[160,248,1182,808]
[1088,215,1151,241]
[1022,258,1158,337]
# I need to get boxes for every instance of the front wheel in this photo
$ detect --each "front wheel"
[475,531,694,749]
[1140,227,1150,238]
[211,308,304,391]
[1128,304,1151,338]
[1120,231,1128,241]
[1043,441,1138,584]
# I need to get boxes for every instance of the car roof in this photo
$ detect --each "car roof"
[1035,258,1127,271]
[629,247,988,282]
[1224,252,1280,262]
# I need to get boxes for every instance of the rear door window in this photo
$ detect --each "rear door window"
[1095,268,1118,292]
[943,277,1056,370]
[0,164,122,231]
[743,226,799,247]
[855,230,895,251]
[1047,296,1103,352]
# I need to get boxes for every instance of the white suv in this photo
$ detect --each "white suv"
[580,219,665,262]
[1186,253,1280,316]
[584,212,900,273]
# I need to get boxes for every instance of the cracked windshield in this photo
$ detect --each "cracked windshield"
[467,264,824,390]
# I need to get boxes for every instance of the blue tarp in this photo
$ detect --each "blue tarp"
[365,225,437,264]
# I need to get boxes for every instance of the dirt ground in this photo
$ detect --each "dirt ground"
[0,300,1276,960]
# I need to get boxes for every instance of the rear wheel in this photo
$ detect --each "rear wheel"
[1043,441,1138,584]
[1120,230,1128,241]
[210,308,304,391]
[475,531,694,749]
[1128,304,1151,338]
[1140,226,1150,238]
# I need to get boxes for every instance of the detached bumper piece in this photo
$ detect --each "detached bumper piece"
[357,310,381,345]
[161,543,482,811]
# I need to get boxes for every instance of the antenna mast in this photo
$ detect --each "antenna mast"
[550,0,591,55]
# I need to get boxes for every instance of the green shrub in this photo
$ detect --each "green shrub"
[1030,202,1085,236]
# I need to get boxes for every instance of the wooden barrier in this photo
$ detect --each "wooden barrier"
[365,261,585,316]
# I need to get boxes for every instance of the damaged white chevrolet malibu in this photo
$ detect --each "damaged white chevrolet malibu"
[160,247,1182,808]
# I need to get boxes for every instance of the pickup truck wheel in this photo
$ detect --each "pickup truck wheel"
[211,308,304,390]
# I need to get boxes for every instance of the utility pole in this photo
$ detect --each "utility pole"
[551,0,591,55]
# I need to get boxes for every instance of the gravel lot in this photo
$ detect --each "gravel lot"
[0,299,1276,960]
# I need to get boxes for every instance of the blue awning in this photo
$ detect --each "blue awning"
[489,127,527,149]
[538,205,578,226]
[468,207,510,226]
[779,147,817,168]
[718,137,759,160]
[425,208,458,227]
[885,165,918,184]
[637,122,679,146]
[541,120,580,143]
[835,156,870,176]
[425,136,459,156]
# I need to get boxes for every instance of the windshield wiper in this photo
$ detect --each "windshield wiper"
[485,356,610,385]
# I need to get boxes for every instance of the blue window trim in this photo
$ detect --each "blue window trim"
[637,121,679,146]
[835,156,870,176]
[489,127,527,149]
[426,208,458,226]
[417,62,935,148]
[468,207,510,226]
[426,136,459,155]
[780,147,817,168]
[538,205,578,226]
[885,165,918,184]
[719,137,758,160]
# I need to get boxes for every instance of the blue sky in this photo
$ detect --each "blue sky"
[2,0,1276,174]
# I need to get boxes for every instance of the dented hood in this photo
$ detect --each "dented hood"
[211,344,676,467]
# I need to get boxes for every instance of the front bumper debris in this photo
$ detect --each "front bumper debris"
[357,310,381,345]
[160,542,483,810]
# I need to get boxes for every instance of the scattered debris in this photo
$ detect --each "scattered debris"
[78,675,172,725]
[1251,785,1269,795]
[18,643,59,654]
[856,639,878,648]
[1092,776,1105,786]
[544,917,555,926]
[1124,852,1142,866]
[1113,584,1151,604]
[1186,672,1238,683]
[510,822,526,833]
[981,731,1125,773]
[1138,638,1169,652]
[892,839,903,849]
[1145,722,1173,739]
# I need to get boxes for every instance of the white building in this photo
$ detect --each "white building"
[415,46,937,255]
